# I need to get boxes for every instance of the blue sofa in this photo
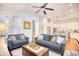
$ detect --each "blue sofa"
[7,34,29,51]
[36,34,66,55]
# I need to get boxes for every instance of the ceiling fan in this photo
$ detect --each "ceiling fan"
[32,3,54,15]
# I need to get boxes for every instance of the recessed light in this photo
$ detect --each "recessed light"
[70,9,73,12]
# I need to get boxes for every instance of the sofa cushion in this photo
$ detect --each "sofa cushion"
[43,34,51,41]
[46,41,61,50]
[59,35,65,38]
[12,40,27,44]
[56,36,65,45]
[36,40,61,50]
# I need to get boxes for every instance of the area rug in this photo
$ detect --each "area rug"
[49,51,61,56]
[11,47,22,56]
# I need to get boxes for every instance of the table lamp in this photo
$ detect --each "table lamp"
[67,32,71,41]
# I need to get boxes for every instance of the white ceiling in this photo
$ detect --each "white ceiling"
[0,3,79,20]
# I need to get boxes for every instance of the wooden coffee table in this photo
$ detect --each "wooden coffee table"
[22,44,49,56]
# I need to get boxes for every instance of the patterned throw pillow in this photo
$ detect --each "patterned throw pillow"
[56,36,65,45]
[51,36,57,42]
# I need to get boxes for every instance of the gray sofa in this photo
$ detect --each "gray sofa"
[36,34,66,55]
[7,34,29,51]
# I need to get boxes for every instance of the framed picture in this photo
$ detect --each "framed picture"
[24,21,31,29]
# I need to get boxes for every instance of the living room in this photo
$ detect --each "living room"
[0,3,79,56]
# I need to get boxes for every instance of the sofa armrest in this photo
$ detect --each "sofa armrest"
[25,37,29,43]
[8,41,13,46]
[60,43,66,55]
[60,43,65,51]
[60,43,65,49]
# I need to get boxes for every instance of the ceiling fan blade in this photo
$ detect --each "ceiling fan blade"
[35,9,40,13]
[32,6,40,8]
[41,3,48,8]
[43,11,46,15]
[45,8,54,11]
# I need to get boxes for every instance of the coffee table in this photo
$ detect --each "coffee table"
[22,44,49,56]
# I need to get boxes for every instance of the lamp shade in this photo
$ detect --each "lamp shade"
[0,23,7,31]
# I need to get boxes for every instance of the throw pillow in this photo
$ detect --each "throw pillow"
[8,36,16,42]
[56,36,65,45]
[37,35,43,40]
[51,36,57,42]
[20,35,25,40]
